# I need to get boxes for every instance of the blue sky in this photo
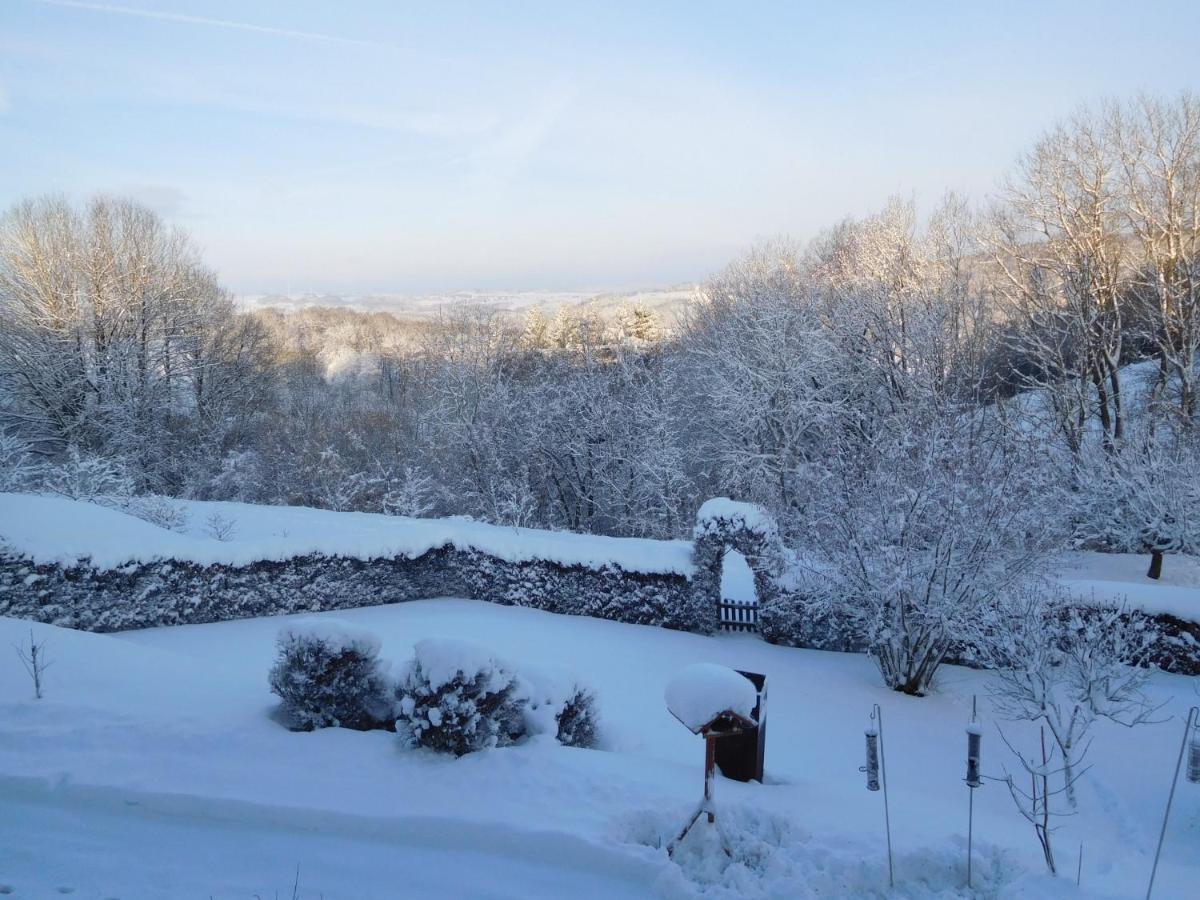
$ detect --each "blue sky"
[2,1,1199,294]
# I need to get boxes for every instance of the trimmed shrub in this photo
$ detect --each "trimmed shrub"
[395,638,527,756]
[268,619,391,731]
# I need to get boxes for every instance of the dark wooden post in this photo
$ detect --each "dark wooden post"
[704,735,717,823]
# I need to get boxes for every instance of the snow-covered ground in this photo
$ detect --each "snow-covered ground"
[1056,550,1200,622]
[2,600,1197,899]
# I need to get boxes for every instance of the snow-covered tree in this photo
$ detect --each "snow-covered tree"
[803,416,1060,696]
[1072,437,1200,578]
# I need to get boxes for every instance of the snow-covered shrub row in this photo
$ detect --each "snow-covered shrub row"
[394,638,527,756]
[269,619,392,731]
[263,625,603,752]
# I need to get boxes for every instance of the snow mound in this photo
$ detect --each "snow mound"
[664,663,756,732]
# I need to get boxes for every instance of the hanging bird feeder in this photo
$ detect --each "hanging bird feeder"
[864,722,881,792]
[859,704,893,888]
[1187,717,1200,785]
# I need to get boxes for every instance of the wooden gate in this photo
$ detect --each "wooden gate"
[718,599,759,633]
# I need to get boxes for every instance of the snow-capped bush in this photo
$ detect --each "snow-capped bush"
[554,685,600,748]
[123,495,190,533]
[268,619,391,731]
[394,638,527,756]
[39,446,136,501]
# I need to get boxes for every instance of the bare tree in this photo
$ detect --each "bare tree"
[14,629,52,700]
[1112,93,1200,426]
[997,725,1086,875]
[990,108,1128,454]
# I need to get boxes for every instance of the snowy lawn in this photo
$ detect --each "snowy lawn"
[1,600,1197,899]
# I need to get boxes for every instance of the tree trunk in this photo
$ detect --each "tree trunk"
[1147,550,1164,580]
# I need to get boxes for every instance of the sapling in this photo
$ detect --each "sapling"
[14,629,51,699]
[997,725,1085,875]
[203,512,238,542]
[988,594,1162,806]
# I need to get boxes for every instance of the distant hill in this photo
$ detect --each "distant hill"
[235,286,698,324]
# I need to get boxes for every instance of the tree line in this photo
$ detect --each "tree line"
[2,94,1198,578]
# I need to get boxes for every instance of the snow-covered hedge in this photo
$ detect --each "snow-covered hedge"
[268,619,392,731]
[0,545,703,635]
[394,638,527,756]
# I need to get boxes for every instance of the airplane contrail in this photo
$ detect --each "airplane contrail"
[33,0,386,49]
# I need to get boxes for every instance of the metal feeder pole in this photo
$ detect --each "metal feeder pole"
[1146,706,1198,899]
[870,704,894,888]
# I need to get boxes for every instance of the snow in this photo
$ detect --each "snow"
[0,492,694,576]
[279,617,383,656]
[695,497,774,537]
[3,599,1195,898]
[720,550,756,602]
[1055,550,1200,622]
[664,663,757,732]
[412,636,506,690]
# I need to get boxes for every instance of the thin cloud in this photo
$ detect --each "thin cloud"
[0,82,9,114]
[34,0,385,49]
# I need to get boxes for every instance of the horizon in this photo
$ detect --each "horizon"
[3,0,1200,295]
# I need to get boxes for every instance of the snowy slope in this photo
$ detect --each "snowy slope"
[0,493,694,575]
[2,602,1196,898]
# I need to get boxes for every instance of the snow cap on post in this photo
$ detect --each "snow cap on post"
[665,663,757,734]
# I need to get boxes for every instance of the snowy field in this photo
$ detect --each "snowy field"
[2,600,1197,899]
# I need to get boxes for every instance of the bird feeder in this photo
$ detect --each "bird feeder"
[1188,718,1200,785]
[664,663,758,855]
[864,723,881,791]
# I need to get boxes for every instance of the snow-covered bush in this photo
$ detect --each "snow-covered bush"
[802,418,1061,696]
[554,685,600,748]
[394,638,527,756]
[268,619,392,731]
[123,495,190,533]
[381,465,437,518]
[38,446,135,501]
[0,434,37,492]
[519,671,602,748]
